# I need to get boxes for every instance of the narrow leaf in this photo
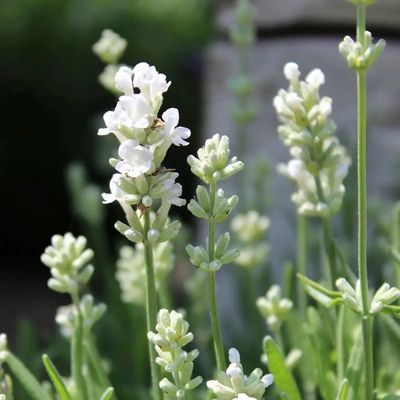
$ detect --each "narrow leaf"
[42,354,72,400]
[5,352,52,400]
[263,336,301,400]
[99,387,114,400]
[336,378,349,400]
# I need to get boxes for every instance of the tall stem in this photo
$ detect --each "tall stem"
[356,5,374,399]
[208,182,227,371]
[144,211,162,400]
[314,175,337,290]
[71,292,88,400]
[297,214,308,313]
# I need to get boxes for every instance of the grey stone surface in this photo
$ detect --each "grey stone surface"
[217,0,400,31]
[203,38,400,273]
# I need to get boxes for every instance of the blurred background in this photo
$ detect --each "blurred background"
[1,0,400,396]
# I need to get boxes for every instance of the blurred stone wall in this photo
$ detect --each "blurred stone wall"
[204,0,400,277]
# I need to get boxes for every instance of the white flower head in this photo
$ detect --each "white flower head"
[161,108,191,146]
[207,348,273,400]
[132,62,171,104]
[116,140,153,178]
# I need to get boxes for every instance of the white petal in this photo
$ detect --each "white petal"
[261,374,274,388]
[283,62,300,81]
[306,68,325,87]
[228,348,241,364]
[102,193,115,204]
[162,108,179,131]
[97,127,111,136]
[118,140,139,159]
[115,66,134,95]
[172,126,191,146]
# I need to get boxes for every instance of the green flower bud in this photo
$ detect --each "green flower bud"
[147,229,160,243]
[158,220,181,242]
[187,199,208,219]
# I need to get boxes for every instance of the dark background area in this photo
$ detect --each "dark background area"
[0,0,213,339]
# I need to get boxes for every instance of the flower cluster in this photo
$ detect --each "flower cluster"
[147,309,202,399]
[231,211,270,268]
[256,285,293,332]
[207,348,273,400]
[274,62,351,217]
[98,62,190,244]
[116,242,173,305]
[339,31,385,71]
[40,233,94,294]
[336,278,400,315]
[187,134,243,185]
[55,295,106,338]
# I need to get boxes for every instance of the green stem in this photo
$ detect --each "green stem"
[71,292,88,400]
[356,4,374,399]
[85,332,113,393]
[391,203,400,287]
[314,175,337,290]
[208,181,227,371]
[322,217,337,290]
[297,214,308,313]
[336,305,345,382]
[143,211,162,400]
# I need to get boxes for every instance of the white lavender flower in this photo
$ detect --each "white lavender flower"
[274,62,351,217]
[55,295,106,338]
[256,285,293,332]
[148,309,202,399]
[40,233,94,294]
[187,134,244,184]
[98,62,189,244]
[231,211,270,268]
[231,211,270,243]
[92,29,127,64]
[207,348,273,400]
[339,31,385,71]
[116,243,174,305]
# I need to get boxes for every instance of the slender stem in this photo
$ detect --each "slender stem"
[297,214,308,313]
[356,5,374,399]
[85,332,114,393]
[143,210,162,400]
[336,305,345,382]
[208,182,227,371]
[71,292,88,400]
[322,217,336,290]
[314,175,337,290]
[391,203,400,286]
